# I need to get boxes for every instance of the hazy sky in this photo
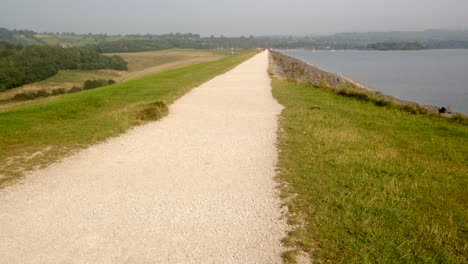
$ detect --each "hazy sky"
[2,0,468,36]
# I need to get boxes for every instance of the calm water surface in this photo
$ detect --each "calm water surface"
[281,49,468,114]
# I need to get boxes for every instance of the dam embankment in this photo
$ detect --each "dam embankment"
[269,50,467,118]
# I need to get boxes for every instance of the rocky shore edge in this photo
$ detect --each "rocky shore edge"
[269,50,466,121]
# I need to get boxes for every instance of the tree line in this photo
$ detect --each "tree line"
[366,42,426,50]
[0,28,44,45]
[2,27,468,51]
[87,36,267,53]
[0,42,127,91]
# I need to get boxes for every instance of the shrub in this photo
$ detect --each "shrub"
[51,88,66,95]
[35,89,49,97]
[107,79,116,85]
[337,87,370,101]
[374,99,394,108]
[68,86,82,93]
[450,113,468,125]
[13,90,49,101]
[318,79,329,89]
[83,79,109,90]
[13,91,36,101]
[137,101,168,121]
[397,104,428,115]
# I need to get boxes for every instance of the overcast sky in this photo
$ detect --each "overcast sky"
[1,0,468,36]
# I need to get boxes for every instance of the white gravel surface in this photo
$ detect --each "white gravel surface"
[0,51,287,264]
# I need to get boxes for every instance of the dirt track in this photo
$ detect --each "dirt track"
[0,51,287,263]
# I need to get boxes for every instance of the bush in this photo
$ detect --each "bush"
[137,101,168,121]
[450,113,468,125]
[337,87,370,101]
[336,86,432,115]
[51,88,66,95]
[107,79,116,85]
[13,89,49,101]
[68,86,82,93]
[318,79,329,89]
[397,104,428,115]
[35,89,48,97]
[13,91,36,101]
[374,99,394,108]
[83,79,109,90]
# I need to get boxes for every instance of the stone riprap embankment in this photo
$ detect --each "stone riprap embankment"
[269,50,443,115]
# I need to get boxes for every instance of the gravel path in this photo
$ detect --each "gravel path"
[0,51,287,263]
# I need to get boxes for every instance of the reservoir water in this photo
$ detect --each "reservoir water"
[281,49,468,114]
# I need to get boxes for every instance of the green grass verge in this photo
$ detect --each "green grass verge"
[0,51,255,184]
[272,79,467,263]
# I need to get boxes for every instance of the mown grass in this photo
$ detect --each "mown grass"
[112,49,227,72]
[0,51,255,184]
[272,79,468,263]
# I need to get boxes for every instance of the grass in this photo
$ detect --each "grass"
[113,49,228,82]
[0,50,255,184]
[272,79,468,263]
[111,49,227,72]
[336,87,467,123]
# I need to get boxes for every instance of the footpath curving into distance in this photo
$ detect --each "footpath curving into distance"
[0,51,287,263]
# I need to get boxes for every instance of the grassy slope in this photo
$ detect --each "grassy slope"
[113,49,231,72]
[0,51,255,183]
[19,69,121,87]
[272,79,467,263]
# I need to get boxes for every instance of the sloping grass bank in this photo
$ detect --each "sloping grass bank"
[273,79,467,263]
[0,51,255,184]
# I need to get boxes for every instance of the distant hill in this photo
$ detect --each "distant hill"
[315,30,468,49]
[1,27,468,50]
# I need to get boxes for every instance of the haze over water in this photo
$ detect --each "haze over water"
[282,49,468,114]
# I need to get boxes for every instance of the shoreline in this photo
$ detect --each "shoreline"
[270,50,466,118]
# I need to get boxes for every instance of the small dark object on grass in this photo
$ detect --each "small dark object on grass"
[439,107,447,114]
